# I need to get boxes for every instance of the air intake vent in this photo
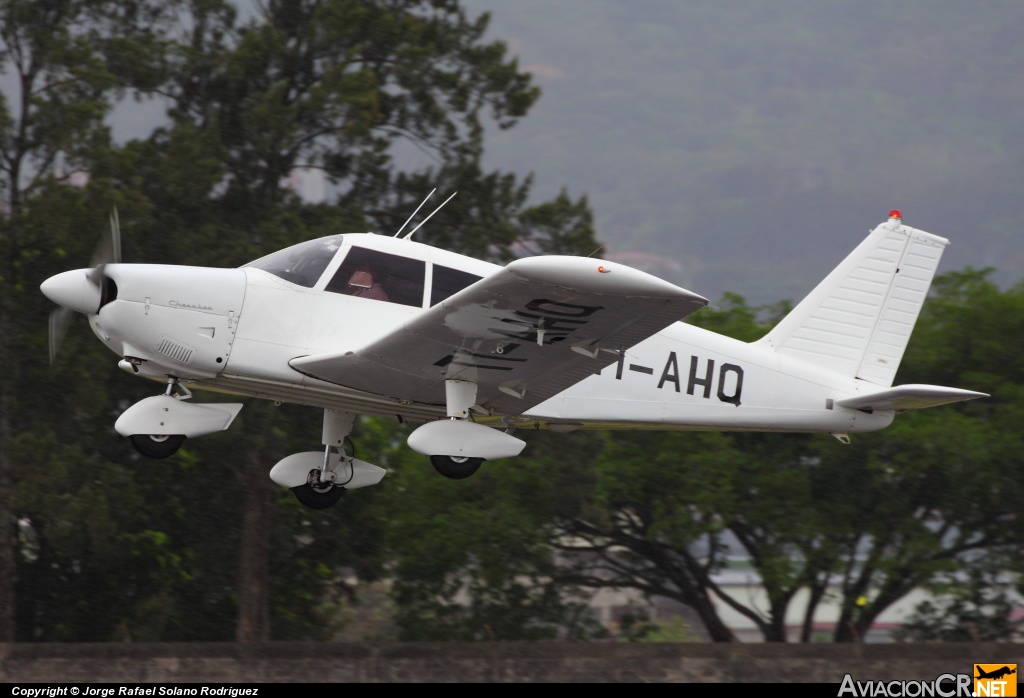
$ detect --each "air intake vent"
[156,336,195,364]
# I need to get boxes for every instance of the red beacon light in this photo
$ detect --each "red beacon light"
[597,265,609,273]
[888,209,902,220]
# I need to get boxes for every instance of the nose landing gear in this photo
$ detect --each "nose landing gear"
[116,377,244,459]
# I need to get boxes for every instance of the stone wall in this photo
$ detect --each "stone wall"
[1,642,1021,683]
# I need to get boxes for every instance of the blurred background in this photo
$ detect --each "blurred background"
[1,0,1021,644]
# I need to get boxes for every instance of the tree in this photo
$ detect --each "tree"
[546,278,1024,642]
[382,278,1024,643]
[0,0,174,642]
[3,0,601,642]
[129,0,594,642]
[893,562,1024,643]
[381,426,605,641]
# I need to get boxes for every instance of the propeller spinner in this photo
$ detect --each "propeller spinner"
[41,210,121,363]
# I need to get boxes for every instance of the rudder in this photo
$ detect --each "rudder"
[755,214,948,387]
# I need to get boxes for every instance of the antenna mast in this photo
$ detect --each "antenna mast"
[393,188,435,237]
[404,191,457,240]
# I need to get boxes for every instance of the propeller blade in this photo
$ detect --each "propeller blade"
[110,208,122,264]
[87,208,122,286]
[48,306,73,365]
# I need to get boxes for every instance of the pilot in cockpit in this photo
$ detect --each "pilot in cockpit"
[345,265,389,301]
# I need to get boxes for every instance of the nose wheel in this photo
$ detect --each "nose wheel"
[127,377,190,458]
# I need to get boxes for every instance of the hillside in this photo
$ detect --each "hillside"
[463,0,1024,303]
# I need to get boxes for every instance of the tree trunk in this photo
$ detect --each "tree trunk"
[235,453,273,643]
[687,589,736,642]
[800,581,827,643]
[833,606,860,643]
[0,430,15,643]
[764,610,789,642]
[0,279,16,642]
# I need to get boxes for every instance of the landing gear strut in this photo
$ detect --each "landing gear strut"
[128,378,189,458]
[431,379,486,479]
[289,409,354,509]
[406,379,524,479]
[269,409,386,509]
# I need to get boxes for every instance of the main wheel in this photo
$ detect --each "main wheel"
[291,482,345,509]
[430,455,483,480]
[130,434,186,459]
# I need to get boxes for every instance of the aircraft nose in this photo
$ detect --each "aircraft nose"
[40,269,101,315]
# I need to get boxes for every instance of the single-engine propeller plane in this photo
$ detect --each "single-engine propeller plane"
[41,202,986,508]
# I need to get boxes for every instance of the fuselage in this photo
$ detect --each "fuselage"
[84,232,893,434]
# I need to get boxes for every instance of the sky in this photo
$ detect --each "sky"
[457,0,1024,304]
[104,0,1024,305]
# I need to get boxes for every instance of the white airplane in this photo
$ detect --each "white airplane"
[40,204,986,508]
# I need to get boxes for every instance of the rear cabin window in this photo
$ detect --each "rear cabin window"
[244,235,343,288]
[325,247,425,307]
[431,265,482,306]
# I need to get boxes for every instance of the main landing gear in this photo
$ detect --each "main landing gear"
[430,455,483,480]
[407,379,526,480]
[291,467,347,509]
[130,433,186,459]
[268,409,386,509]
[289,409,353,509]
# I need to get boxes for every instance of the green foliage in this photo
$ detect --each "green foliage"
[383,429,603,641]
[3,0,1023,646]
[549,278,1024,642]
[1,0,602,642]
[384,284,1024,643]
[894,565,1023,643]
[687,292,773,341]
[621,614,700,643]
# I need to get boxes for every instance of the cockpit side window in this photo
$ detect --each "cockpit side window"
[431,265,482,306]
[243,235,344,288]
[325,247,425,307]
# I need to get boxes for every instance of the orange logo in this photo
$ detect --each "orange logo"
[975,665,1017,697]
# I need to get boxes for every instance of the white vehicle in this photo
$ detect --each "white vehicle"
[41,205,986,508]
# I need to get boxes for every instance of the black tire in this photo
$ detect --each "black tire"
[291,483,345,509]
[130,434,186,459]
[430,455,484,480]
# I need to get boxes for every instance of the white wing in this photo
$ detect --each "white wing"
[290,256,708,415]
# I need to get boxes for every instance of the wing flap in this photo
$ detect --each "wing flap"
[836,384,987,412]
[290,256,708,414]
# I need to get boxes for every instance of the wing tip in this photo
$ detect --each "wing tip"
[506,255,707,302]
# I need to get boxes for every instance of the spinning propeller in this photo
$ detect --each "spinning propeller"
[42,209,121,363]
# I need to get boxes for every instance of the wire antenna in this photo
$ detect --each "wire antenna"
[404,191,457,240]
[393,188,436,237]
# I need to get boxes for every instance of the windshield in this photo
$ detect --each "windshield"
[243,235,344,288]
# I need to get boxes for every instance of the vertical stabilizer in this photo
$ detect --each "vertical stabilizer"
[755,217,948,386]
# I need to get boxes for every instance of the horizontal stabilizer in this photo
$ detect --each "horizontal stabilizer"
[836,384,987,412]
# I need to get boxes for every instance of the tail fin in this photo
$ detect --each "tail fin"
[755,215,947,387]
